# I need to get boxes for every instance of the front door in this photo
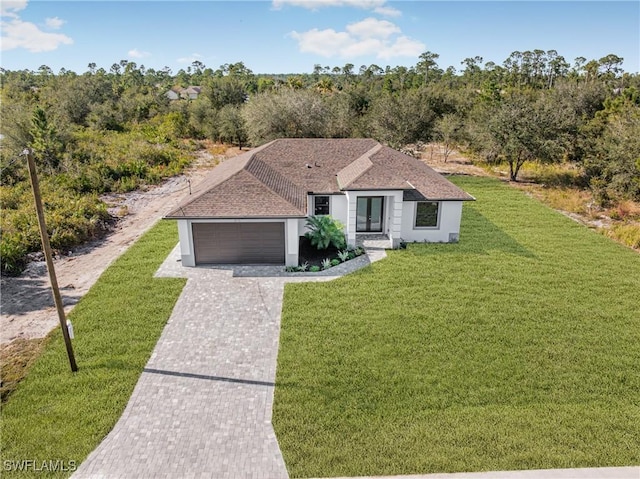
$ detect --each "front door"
[356,196,384,232]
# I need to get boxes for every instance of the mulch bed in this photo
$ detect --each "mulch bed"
[298,236,342,268]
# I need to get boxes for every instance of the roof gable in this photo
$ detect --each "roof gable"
[336,145,378,189]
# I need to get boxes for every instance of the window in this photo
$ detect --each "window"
[314,196,330,215]
[415,201,439,228]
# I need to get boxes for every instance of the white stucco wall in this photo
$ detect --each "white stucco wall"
[331,195,349,231]
[301,194,348,236]
[400,201,463,243]
[177,219,194,266]
[285,218,299,266]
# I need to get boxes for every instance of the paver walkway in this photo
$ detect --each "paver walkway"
[73,245,379,478]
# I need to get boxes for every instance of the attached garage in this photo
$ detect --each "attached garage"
[192,222,285,265]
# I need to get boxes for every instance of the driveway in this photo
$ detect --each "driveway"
[72,245,373,478]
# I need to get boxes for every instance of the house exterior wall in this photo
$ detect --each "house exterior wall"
[176,218,299,267]
[331,195,349,231]
[174,199,464,268]
[177,220,194,266]
[301,194,348,236]
[400,201,463,243]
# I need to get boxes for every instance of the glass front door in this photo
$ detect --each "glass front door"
[356,196,384,232]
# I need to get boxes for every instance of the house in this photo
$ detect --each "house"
[165,139,475,267]
[182,86,202,100]
[165,86,182,100]
[165,86,202,100]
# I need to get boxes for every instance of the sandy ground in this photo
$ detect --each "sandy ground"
[419,143,489,176]
[0,147,240,345]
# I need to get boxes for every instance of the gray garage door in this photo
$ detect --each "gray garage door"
[192,222,285,265]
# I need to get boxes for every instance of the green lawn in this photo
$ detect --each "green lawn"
[0,220,185,478]
[274,176,640,477]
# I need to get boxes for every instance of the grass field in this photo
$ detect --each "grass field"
[274,176,640,477]
[0,220,185,478]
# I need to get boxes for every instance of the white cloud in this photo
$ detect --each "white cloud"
[273,0,385,10]
[290,29,353,57]
[177,53,204,64]
[0,0,27,18]
[378,35,425,59]
[1,1,72,53]
[346,17,399,39]
[373,5,401,17]
[273,0,400,16]
[45,17,65,29]
[290,17,424,60]
[1,18,73,52]
[128,48,151,59]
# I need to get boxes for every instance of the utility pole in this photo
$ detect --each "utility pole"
[23,149,78,372]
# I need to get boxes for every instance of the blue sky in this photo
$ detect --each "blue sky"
[1,1,638,74]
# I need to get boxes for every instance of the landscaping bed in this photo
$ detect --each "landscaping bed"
[291,236,365,272]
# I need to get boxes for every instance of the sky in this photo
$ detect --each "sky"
[1,0,638,75]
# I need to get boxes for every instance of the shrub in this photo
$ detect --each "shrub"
[337,250,350,262]
[604,224,640,249]
[309,265,320,272]
[0,235,28,276]
[305,215,346,250]
[330,258,340,266]
[321,258,332,270]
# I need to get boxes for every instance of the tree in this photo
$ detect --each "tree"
[582,90,640,202]
[218,105,248,149]
[242,89,352,144]
[433,113,463,162]
[30,107,64,171]
[461,56,483,84]
[370,89,437,148]
[486,92,566,181]
[416,51,440,84]
[598,54,624,77]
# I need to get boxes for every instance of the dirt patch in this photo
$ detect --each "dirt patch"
[417,143,489,177]
[0,337,46,403]
[0,145,238,345]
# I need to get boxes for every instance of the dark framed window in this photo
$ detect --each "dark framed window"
[314,196,330,215]
[415,201,439,228]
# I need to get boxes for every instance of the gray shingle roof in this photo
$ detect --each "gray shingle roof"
[165,139,474,219]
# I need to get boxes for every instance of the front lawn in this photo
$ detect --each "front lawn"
[274,176,640,477]
[0,220,185,478]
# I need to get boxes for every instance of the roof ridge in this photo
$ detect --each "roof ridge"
[245,155,307,213]
[336,143,381,189]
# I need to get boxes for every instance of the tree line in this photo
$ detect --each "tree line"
[1,50,639,274]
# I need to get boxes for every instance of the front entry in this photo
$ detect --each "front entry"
[356,196,384,232]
